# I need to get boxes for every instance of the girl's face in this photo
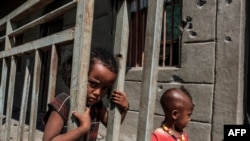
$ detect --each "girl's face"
[87,63,117,106]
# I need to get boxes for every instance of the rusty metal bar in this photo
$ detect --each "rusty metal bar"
[46,45,58,111]
[28,50,42,141]
[106,0,130,140]
[140,10,146,67]
[0,28,74,59]
[169,0,174,66]
[0,58,8,141]
[135,0,139,67]
[4,56,17,141]
[130,12,136,67]
[67,0,95,133]
[162,6,167,67]
[136,0,164,141]
[17,58,31,141]
[128,16,132,66]
[8,1,77,38]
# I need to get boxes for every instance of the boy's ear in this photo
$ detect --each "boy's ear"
[172,109,179,120]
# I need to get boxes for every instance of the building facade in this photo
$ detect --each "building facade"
[0,0,249,141]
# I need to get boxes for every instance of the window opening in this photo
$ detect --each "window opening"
[39,49,51,112]
[0,41,5,51]
[127,0,182,67]
[0,0,27,19]
[40,18,64,37]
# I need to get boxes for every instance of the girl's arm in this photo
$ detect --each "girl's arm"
[42,108,91,141]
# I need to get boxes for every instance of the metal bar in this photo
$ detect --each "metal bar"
[106,0,130,140]
[67,0,95,133]
[128,16,132,66]
[0,28,74,58]
[0,58,8,141]
[9,1,77,38]
[135,0,139,67]
[136,0,164,140]
[46,45,58,111]
[163,6,166,67]
[141,10,146,67]
[169,0,174,66]
[4,56,17,141]
[17,58,31,141]
[130,13,136,67]
[28,50,42,141]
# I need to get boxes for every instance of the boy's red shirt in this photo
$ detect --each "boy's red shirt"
[151,127,189,141]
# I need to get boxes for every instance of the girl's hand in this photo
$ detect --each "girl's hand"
[110,90,129,112]
[72,107,91,132]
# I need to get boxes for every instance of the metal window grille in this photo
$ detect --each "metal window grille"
[127,0,181,67]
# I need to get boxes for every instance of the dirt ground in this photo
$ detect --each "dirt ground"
[1,119,43,141]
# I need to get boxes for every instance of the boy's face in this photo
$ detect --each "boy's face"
[87,63,117,106]
[175,100,194,130]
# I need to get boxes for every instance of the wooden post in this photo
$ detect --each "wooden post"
[136,0,164,141]
[67,0,95,135]
[106,0,130,140]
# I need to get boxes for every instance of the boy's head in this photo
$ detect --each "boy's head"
[160,86,194,130]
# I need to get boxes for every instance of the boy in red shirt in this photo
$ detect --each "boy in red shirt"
[152,86,194,141]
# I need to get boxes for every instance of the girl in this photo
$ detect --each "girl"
[42,48,129,141]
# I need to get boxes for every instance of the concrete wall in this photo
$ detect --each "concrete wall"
[109,0,246,141]
[9,0,247,141]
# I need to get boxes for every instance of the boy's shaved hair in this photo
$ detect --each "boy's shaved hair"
[179,86,192,100]
[160,86,193,115]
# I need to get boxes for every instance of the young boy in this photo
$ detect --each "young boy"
[151,86,194,141]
